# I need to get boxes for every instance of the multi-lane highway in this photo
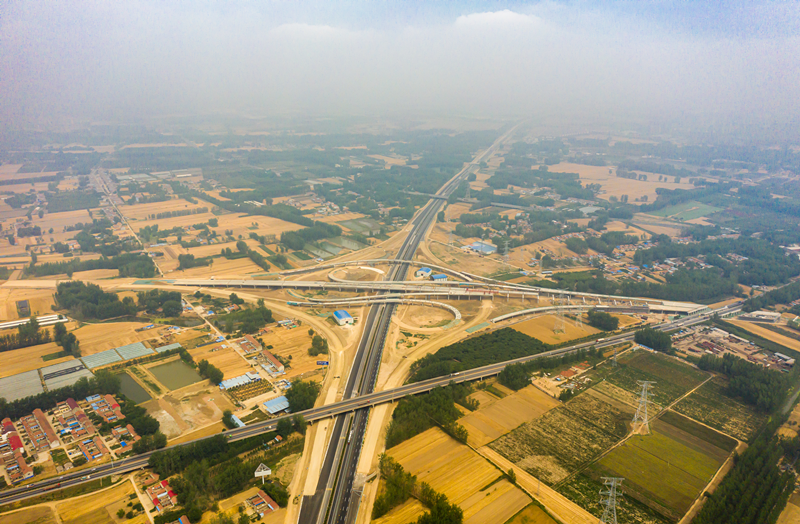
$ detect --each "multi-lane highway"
[0,301,736,508]
[299,126,519,524]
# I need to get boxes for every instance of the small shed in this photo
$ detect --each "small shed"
[333,310,354,326]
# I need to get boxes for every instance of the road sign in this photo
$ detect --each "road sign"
[255,463,271,484]
[317,361,329,366]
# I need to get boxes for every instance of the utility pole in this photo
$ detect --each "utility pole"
[632,381,656,434]
[600,477,624,524]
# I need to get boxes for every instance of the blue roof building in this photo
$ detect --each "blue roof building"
[333,310,354,326]
[415,267,432,278]
[264,396,290,414]
[469,241,497,254]
[431,274,448,281]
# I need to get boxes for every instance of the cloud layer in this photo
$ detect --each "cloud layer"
[1,1,798,130]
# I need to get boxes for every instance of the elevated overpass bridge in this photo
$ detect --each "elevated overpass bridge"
[169,277,706,315]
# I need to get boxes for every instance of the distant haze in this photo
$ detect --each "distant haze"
[2,1,799,132]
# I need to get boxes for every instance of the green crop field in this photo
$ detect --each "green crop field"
[292,251,312,260]
[593,428,722,517]
[673,378,767,441]
[489,400,620,484]
[559,474,671,524]
[625,351,708,390]
[648,201,722,220]
[658,410,738,453]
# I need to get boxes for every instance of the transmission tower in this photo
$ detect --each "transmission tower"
[599,477,624,524]
[632,381,656,434]
[503,238,510,265]
[576,307,583,329]
[448,226,453,247]
[465,185,471,200]
[553,292,566,334]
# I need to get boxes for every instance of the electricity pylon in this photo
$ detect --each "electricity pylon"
[632,381,656,434]
[599,477,624,524]
[503,238,510,265]
[553,292,565,334]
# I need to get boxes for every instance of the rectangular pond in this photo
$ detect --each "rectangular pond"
[149,359,203,391]
[117,372,152,404]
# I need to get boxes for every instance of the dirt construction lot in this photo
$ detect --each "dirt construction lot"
[459,385,560,447]
[261,325,319,380]
[143,383,234,439]
[378,427,530,524]
[511,315,600,345]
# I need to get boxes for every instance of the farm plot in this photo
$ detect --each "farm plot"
[188,342,251,378]
[0,506,57,524]
[56,479,146,524]
[489,402,620,484]
[385,427,531,524]
[562,392,632,438]
[511,315,600,345]
[592,427,726,518]
[458,385,560,447]
[673,377,767,441]
[261,326,316,380]
[625,351,708,390]
[120,198,214,220]
[648,201,722,221]
[599,351,707,410]
[559,474,671,524]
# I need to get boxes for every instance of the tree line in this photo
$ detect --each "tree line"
[692,418,795,524]
[372,454,463,524]
[25,253,156,278]
[385,383,472,448]
[0,316,53,353]
[147,207,208,220]
[634,327,673,353]
[55,280,139,320]
[409,329,549,383]
[697,353,791,412]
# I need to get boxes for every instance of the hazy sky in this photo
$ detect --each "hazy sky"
[2,1,799,129]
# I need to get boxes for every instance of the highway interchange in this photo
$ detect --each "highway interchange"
[0,126,736,522]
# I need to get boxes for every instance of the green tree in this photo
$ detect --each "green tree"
[292,414,307,435]
[507,468,516,484]
[161,300,182,317]
[276,417,293,437]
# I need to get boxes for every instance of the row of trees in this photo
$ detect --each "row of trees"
[586,310,619,331]
[693,418,794,524]
[634,327,673,352]
[197,359,224,385]
[385,384,472,448]
[0,316,52,353]
[280,222,342,250]
[372,454,463,524]
[26,253,156,278]
[55,281,138,320]
[409,328,549,382]
[177,253,212,270]
[147,207,208,220]
[53,321,80,356]
[697,353,790,412]
[743,280,800,312]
